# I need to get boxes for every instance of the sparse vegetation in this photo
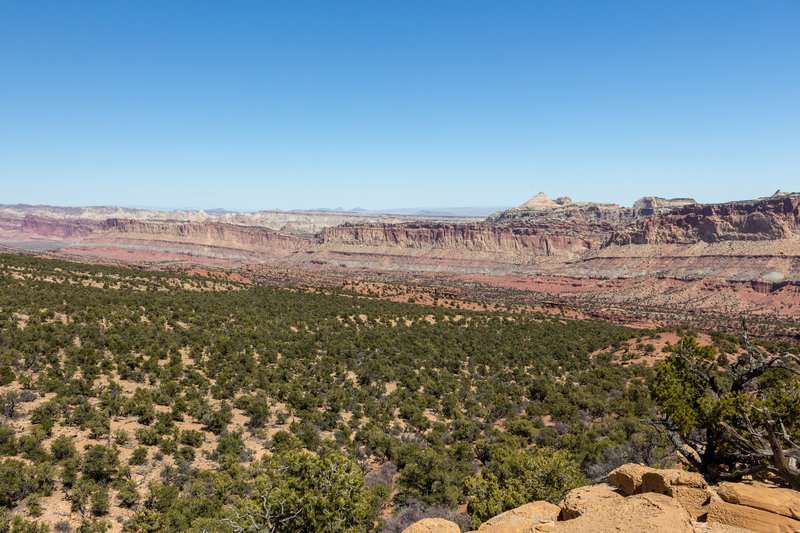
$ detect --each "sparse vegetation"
[1,253,795,531]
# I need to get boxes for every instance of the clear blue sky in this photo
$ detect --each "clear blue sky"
[1,1,798,211]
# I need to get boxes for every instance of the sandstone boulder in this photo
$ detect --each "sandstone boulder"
[555,492,695,533]
[606,463,653,495]
[707,499,800,533]
[477,501,560,532]
[559,484,623,520]
[402,518,461,533]
[717,481,800,520]
[461,465,800,533]
[639,468,710,518]
[641,468,707,493]
[671,485,714,519]
[606,464,712,517]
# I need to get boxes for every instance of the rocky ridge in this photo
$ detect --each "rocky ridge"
[5,193,796,262]
[2,192,799,319]
[317,221,606,258]
[319,193,699,260]
[403,463,800,533]
[0,204,479,235]
[610,194,800,245]
[92,218,309,255]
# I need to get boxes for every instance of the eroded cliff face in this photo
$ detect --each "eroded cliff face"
[0,215,100,242]
[486,194,696,225]
[0,214,311,260]
[487,203,636,225]
[317,221,610,257]
[21,215,98,239]
[315,196,699,259]
[315,195,645,259]
[2,194,800,319]
[610,195,800,245]
[2,194,799,285]
[93,218,310,255]
[0,204,481,235]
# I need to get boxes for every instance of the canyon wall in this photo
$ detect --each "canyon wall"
[316,196,712,259]
[0,214,310,260]
[0,214,100,242]
[2,193,799,284]
[317,221,610,257]
[21,215,99,239]
[610,195,800,245]
[89,218,310,257]
[0,204,481,235]
[2,193,799,319]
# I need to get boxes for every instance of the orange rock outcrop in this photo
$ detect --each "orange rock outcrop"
[402,463,800,533]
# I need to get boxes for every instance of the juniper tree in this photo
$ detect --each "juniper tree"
[651,332,800,488]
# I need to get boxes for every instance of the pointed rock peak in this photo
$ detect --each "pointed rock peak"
[520,192,557,209]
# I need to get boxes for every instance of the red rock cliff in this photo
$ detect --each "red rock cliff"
[609,195,800,245]
[317,221,613,257]
[97,219,310,253]
[0,215,99,241]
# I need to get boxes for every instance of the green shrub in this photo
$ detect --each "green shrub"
[178,429,203,447]
[117,479,140,508]
[51,435,77,461]
[82,445,119,482]
[129,447,148,466]
[0,365,15,386]
[225,450,380,533]
[465,446,587,526]
[91,487,110,516]
[0,459,33,507]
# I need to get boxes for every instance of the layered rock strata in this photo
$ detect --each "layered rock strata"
[87,219,310,258]
[610,195,800,245]
[0,204,482,235]
[1,194,799,318]
[317,222,608,258]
